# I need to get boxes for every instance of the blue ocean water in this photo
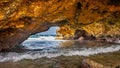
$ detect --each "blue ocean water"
[0,35,119,62]
[0,26,120,62]
[22,35,64,51]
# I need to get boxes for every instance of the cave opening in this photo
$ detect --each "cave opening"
[24,26,60,41]
[20,26,64,51]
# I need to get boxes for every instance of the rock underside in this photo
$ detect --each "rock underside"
[0,0,120,50]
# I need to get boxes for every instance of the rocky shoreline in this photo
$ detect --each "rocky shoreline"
[0,51,120,68]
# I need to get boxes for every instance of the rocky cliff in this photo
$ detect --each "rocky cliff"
[0,0,120,51]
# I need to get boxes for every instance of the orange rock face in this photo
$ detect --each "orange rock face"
[0,0,120,50]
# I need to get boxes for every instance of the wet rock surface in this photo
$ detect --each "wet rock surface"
[0,51,120,68]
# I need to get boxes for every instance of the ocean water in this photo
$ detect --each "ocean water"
[0,35,120,62]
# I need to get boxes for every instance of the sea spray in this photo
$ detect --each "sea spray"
[0,45,120,62]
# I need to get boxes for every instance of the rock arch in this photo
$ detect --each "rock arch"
[0,0,120,51]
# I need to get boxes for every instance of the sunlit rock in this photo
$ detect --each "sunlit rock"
[0,0,120,50]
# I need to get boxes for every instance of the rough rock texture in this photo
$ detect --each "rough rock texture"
[0,0,120,50]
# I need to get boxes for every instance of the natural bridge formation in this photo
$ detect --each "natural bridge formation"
[0,0,120,51]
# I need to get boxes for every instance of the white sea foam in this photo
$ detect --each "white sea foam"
[0,45,120,62]
[21,36,67,50]
[22,41,63,50]
[23,36,65,43]
[118,40,120,43]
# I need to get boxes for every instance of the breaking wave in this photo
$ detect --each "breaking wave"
[0,45,120,62]
[0,35,119,62]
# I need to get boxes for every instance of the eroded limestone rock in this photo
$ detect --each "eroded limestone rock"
[0,0,120,50]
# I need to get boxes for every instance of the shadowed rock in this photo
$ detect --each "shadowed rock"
[0,0,120,50]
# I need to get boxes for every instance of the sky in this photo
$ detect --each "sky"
[36,26,59,35]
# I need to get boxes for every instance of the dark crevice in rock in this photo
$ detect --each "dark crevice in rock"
[85,3,89,9]
[19,16,33,25]
[116,66,120,68]
[112,11,120,18]
[0,27,16,34]
[57,0,61,2]
[108,0,120,6]
[74,29,96,40]
[77,2,82,10]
